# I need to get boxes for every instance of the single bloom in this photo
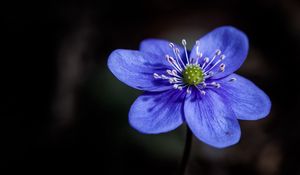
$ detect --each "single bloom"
[107,26,271,148]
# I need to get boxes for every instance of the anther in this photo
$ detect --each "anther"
[166,55,182,72]
[220,55,226,60]
[202,57,210,69]
[166,70,173,75]
[153,73,160,79]
[204,50,220,71]
[186,87,192,94]
[182,39,190,64]
[211,82,217,86]
[172,69,178,76]
[169,43,175,48]
[204,57,209,63]
[204,71,214,79]
[197,52,203,58]
[166,55,176,64]
[173,84,179,89]
[166,55,175,65]
[182,39,187,46]
[210,82,221,88]
[204,53,226,73]
[200,90,206,95]
[161,75,168,79]
[219,63,225,72]
[165,54,170,59]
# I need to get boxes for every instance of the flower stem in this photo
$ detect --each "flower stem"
[179,126,192,175]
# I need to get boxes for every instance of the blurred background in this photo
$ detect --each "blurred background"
[2,0,300,174]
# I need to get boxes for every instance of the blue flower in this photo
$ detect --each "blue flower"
[107,26,271,148]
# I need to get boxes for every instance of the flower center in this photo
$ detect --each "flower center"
[153,39,234,95]
[182,65,204,85]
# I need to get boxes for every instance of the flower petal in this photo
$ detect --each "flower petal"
[129,90,185,134]
[108,49,173,91]
[184,89,241,148]
[139,39,185,58]
[190,26,249,79]
[216,74,271,120]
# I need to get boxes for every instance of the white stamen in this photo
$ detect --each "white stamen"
[173,84,179,89]
[172,69,178,76]
[195,41,203,58]
[169,43,184,70]
[203,49,221,71]
[219,63,225,72]
[166,55,182,72]
[204,58,222,73]
[153,73,161,79]
[161,74,168,79]
[197,52,203,58]
[175,48,186,68]
[201,57,209,69]
[182,39,190,64]
[210,82,221,88]
[169,79,175,84]
[195,85,206,95]
[204,71,214,79]
[195,52,202,65]
[173,84,186,90]
[220,54,226,60]
[186,86,192,94]
[204,57,209,62]
[166,70,174,76]
[169,43,175,48]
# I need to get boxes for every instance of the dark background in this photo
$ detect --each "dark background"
[2,0,300,174]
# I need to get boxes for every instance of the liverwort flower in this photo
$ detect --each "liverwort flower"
[108,26,271,148]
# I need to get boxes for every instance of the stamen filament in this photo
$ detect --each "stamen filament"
[203,50,221,71]
[201,57,209,69]
[195,85,206,95]
[169,43,184,70]
[166,55,183,72]
[175,48,186,68]
[182,39,190,65]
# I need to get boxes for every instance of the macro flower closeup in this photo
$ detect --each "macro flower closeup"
[107,26,271,148]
